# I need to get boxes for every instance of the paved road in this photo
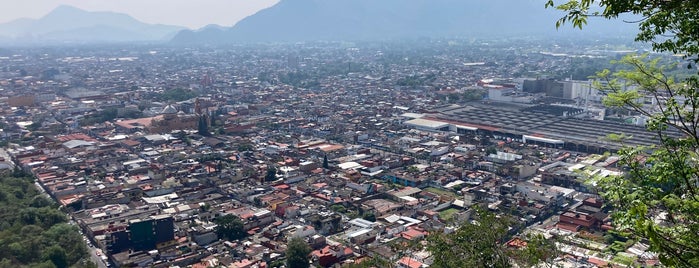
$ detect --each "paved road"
[72,222,107,268]
[86,242,108,268]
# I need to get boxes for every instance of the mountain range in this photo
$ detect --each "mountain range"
[0,1,638,45]
[0,5,185,44]
[172,0,638,44]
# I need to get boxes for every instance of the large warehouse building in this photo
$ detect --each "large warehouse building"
[403,104,679,153]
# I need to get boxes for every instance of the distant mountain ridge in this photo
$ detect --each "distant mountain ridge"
[172,0,638,44]
[0,5,186,44]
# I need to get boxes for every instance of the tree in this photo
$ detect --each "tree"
[588,54,699,267]
[31,261,58,268]
[42,223,88,265]
[322,155,329,169]
[511,234,561,268]
[198,115,210,136]
[428,208,557,268]
[213,214,247,241]
[0,173,88,267]
[43,245,68,268]
[546,0,699,60]
[286,237,311,268]
[342,256,390,268]
[427,208,512,267]
[157,88,198,102]
[238,143,253,152]
[485,146,497,155]
[175,131,192,146]
[362,212,376,222]
[330,204,346,213]
[548,0,699,266]
[30,195,53,208]
[265,166,277,182]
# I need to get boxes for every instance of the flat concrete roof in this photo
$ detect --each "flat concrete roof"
[404,118,449,129]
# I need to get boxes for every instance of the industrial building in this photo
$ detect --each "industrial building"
[403,104,679,153]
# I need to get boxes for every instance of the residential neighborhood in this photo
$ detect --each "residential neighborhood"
[0,40,670,267]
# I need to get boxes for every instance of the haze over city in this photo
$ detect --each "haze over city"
[0,0,279,28]
[0,1,696,268]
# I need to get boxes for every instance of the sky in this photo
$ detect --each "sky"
[0,0,280,29]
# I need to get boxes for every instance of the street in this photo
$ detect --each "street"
[86,241,108,268]
[73,222,108,268]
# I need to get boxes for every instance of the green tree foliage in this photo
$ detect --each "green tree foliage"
[80,107,142,126]
[462,89,485,101]
[563,57,621,80]
[237,143,254,152]
[43,223,91,265]
[341,256,390,268]
[511,234,561,268]
[42,245,68,268]
[548,0,699,266]
[485,146,498,155]
[176,131,192,146]
[73,260,99,268]
[330,204,346,213]
[427,208,512,267]
[396,73,436,87]
[265,166,278,182]
[322,155,329,169]
[286,237,311,268]
[546,0,699,59]
[213,214,247,241]
[587,54,699,266]
[0,173,89,267]
[361,212,376,222]
[157,88,198,102]
[428,208,557,268]
[26,121,42,132]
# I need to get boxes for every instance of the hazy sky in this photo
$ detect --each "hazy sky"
[0,0,280,29]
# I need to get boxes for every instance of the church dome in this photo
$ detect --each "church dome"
[161,104,178,114]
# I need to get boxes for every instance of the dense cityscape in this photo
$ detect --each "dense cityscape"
[0,37,682,268]
[2,0,699,267]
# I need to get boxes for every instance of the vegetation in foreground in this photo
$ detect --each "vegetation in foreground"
[549,0,699,266]
[0,168,93,268]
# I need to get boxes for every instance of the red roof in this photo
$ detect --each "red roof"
[398,257,423,268]
[587,257,608,267]
[556,222,580,232]
[273,184,290,190]
[506,238,527,248]
[400,228,427,240]
[56,133,96,142]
